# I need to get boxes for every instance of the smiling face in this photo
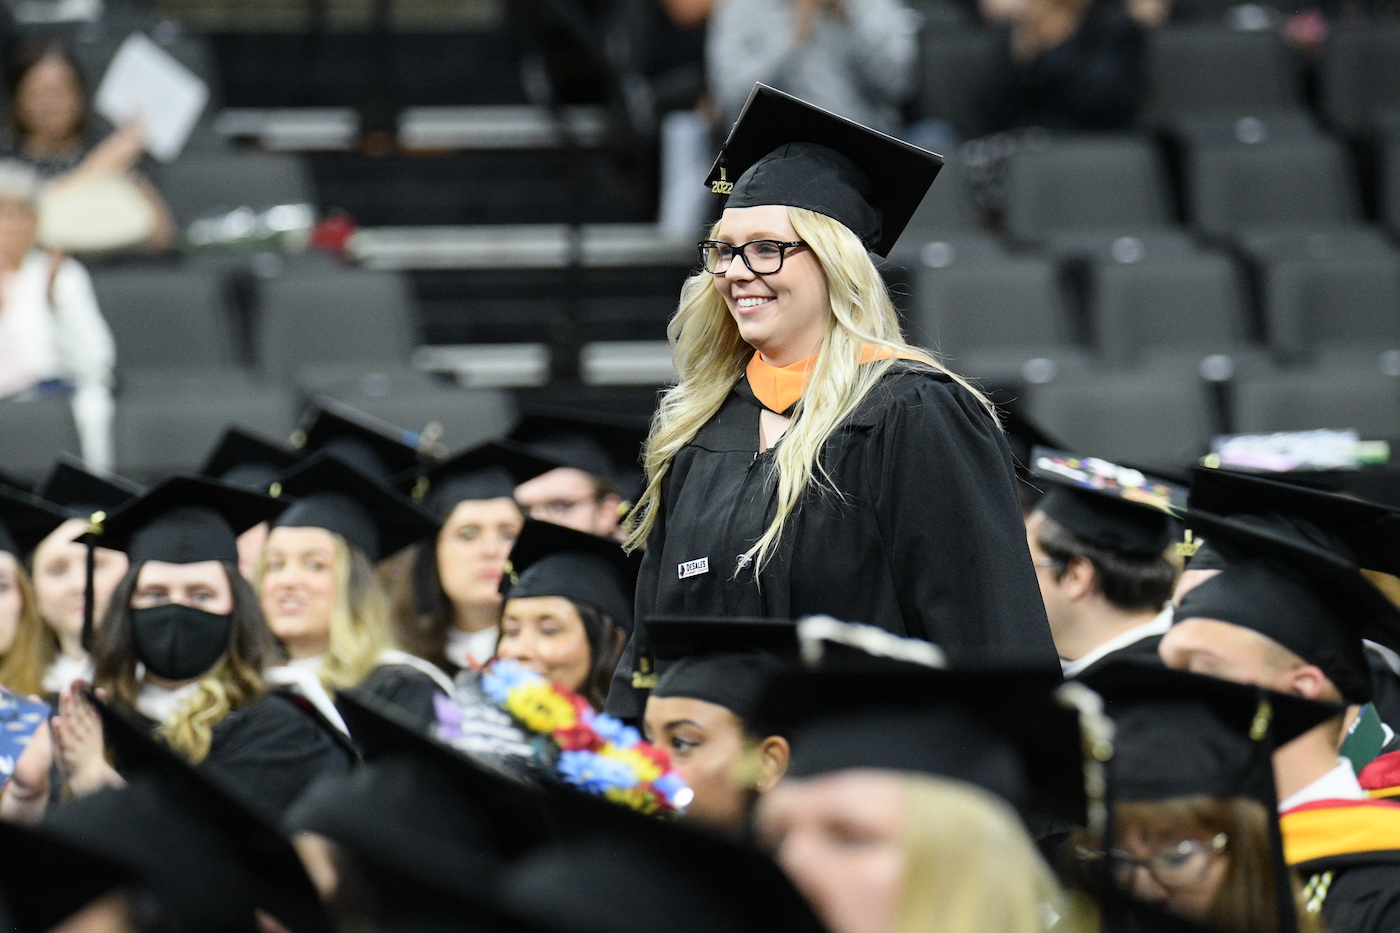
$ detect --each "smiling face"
[259,526,340,659]
[495,595,592,693]
[32,518,129,655]
[436,497,523,617]
[713,205,832,367]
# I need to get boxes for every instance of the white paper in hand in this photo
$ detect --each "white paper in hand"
[93,32,209,162]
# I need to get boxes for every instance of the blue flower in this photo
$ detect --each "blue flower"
[591,714,641,749]
[482,659,539,704]
[432,692,462,739]
[653,772,692,808]
[557,750,638,795]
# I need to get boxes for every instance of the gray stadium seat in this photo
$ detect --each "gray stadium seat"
[913,27,1001,140]
[1088,251,1252,365]
[91,265,242,374]
[898,155,984,246]
[1143,25,1304,123]
[152,153,316,229]
[254,268,418,385]
[1185,135,1363,240]
[1002,135,1176,244]
[1260,250,1400,359]
[315,381,519,455]
[0,397,83,483]
[1024,370,1215,473]
[1232,369,1400,436]
[1319,24,1400,136]
[1385,136,1400,236]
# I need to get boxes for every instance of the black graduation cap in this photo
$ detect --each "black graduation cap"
[499,780,829,933]
[1031,447,1186,557]
[286,693,554,901]
[395,440,559,520]
[705,83,944,257]
[642,617,799,726]
[1174,509,1400,704]
[504,519,641,631]
[1081,661,1342,806]
[291,396,427,481]
[91,475,288,566]
[198,426,301,493]
[1186,465,1400,575]
[272,452,441,562]
[0,482,73,559]
[1081,662,1340,933]
[0,818,134,933]
[33,454,141,518]
[508,408,648,498]
[43,696,333,933]
[756,666,1087,826]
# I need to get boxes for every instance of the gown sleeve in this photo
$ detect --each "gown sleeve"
[201,693,356,822]
[346,664,443,732]
[867,373,1058,669]
[606,475,670,722]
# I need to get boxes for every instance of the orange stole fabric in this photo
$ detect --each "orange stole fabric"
[1279,798,1400,866]
[745,346,917,414]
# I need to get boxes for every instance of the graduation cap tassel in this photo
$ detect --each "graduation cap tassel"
[80,510,104,653]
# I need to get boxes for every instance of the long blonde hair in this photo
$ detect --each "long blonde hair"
[898,775,1087,933]
[626,206,994,573]
[0,565,48,696]
[314,535,392,692]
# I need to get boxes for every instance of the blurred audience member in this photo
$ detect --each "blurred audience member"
[0,161,115,470]
[2,43,174,251]
[961,0,1145,224]
[706,0,919,135]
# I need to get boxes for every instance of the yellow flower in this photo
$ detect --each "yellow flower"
[606,746,663,783]
[506,682,577,734]
[605,785,659,815]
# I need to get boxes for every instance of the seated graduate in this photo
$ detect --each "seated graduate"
[29,458,140,697]
[43,692,332,933]
[0,481,72,699]
[1024,448,1183,679]
[752,661,1092,933]
[389,441,556,676]
[24,476,353,822]
[259,452,451,732]
[432,519,639,770]
[1163,507,1400,933]
[195,426,302,581]
[1078,662,1337,933]
[637,616,795,836]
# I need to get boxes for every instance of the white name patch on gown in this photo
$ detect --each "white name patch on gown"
[678,557,710,579]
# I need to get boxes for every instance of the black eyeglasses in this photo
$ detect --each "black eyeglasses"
[698,239,809,275]
[1076,834,1229,888]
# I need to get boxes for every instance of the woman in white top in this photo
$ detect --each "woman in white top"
[0,161,114,469]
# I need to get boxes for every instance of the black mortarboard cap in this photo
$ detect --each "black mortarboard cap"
[1081,662,1342,807]
[395,440,558,519]
[643,617,799,726]
[706,84,944,257]
[757,666,1086,826]
[1187,465,1400,575]
[1032,447,1185,557]
[500,781,829,933]
[34,454,141,518]
[508,409,648,498]
[0,818,134,933]
[44,696,332,933]
[292,396,427,481]
[199,427,301,492]
[273,452,440,561]
[286,693,553,900]
[504,520,641,631]
[1173,509,1400,703]
[91,476,287,566]
[0,483,73,559]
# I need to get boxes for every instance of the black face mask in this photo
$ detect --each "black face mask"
[131,604,233,682]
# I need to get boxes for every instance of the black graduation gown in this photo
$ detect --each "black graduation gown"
[1282,799,1400,933]
[346,663,444,732]
[1069,634,1166,682]
[607,362,1057,718]
[130,692,355,824]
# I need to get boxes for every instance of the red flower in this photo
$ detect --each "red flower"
[554,723,604,752]
[631,741,672,771]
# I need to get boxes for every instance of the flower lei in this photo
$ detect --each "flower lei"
[435,659,692,816]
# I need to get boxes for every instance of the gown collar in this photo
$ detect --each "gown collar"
[745,345,912,416]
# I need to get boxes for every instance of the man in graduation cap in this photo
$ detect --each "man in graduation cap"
[1161,508,1400,932]
[1026,448,1183,679]
[613,84,1056,720]
[509,410,645,541]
